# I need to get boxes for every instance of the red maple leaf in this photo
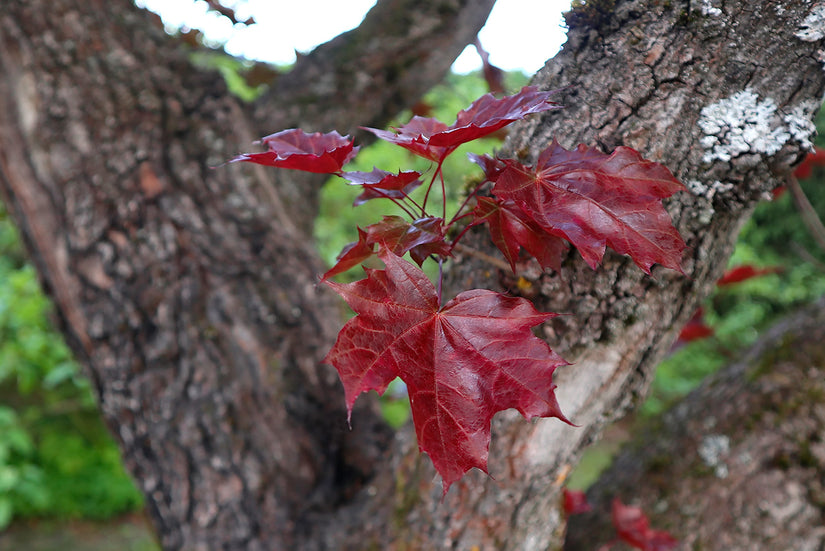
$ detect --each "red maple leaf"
[323,250,570,493]
[323,216,451,279]
[491,141,686,273]
[612,499,678,551]
[472,196,569,272]
[322,228,376,281]
[676,308,714,345]
[363,86,561,162]
[341,168,422,206]
[563,488,593,515]
[229,128,358,173]
[716,264,782,286]
[365,216,451,266]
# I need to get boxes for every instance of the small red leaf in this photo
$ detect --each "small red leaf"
[364,87,561,162]
[473,196,568,272]
[676,308,714,345]
[230,129,358,173]
[322,228,375,281]
[563,489,593,515]
[716,264,782,286]
[612,499,678,551]
[323,250,569,493]
[341,168,422,206]
[429,86,561,148]
[468,152,506,182]
[491,142,686,274]
[363,116,451,162]
[365,216,450,266]
[474,38,506,96]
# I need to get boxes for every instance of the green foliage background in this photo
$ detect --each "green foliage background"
[0,206,143,528]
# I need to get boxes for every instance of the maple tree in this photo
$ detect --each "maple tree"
[233,86,687,490]
[4,0,822,549]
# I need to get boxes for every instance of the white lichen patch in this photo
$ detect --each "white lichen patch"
[700,0,722,17]
[784,101,818,150]
[686,179,734,200]
[686,180,735,224]
[698,90,816,163]
[796,3,825,42]
[699,90,789,163]
[698,434,730,479]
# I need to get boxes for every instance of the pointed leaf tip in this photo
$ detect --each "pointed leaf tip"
[230,128,358,173]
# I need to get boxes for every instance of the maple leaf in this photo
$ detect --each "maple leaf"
[611,499,678,551]
[365,216,451,266]
[716,264,782,286]
[341,168,422,206]
[323,216,450,279]
[363,86,561,162]
[468,152,506,182]
[491,141,686,274]
[675,308,714,345]
[322,228,375,281]
[323,250,569,493]
[473,196,569,272]
[563,488,593,515]
[229,128,358,173]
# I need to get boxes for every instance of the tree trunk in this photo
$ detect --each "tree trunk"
[0,0,822,549]
[564,296,825,550]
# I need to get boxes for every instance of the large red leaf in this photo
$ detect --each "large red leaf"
[492,142,686,273]
[363,86,560,162]
[472,196,569,272]
[323,251,569,492]
[229,128,358,173]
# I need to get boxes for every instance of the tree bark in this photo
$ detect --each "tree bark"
[564,296,825,550]
[0,0,822,549]
[0,0,494,548]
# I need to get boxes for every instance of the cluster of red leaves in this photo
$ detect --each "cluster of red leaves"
[231,87,687,493]
[563,490,677,550]
[469,142,686,274]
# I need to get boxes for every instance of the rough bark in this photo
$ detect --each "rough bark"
[0,0,822,550]
[321,1,825,548]
[564,296,825,550]
[0,0,494,549]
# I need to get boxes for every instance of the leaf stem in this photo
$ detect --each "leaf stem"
[363,186,418,219]
[437,257,444,306]
[421,159,445,217]
[448,180,487,226]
